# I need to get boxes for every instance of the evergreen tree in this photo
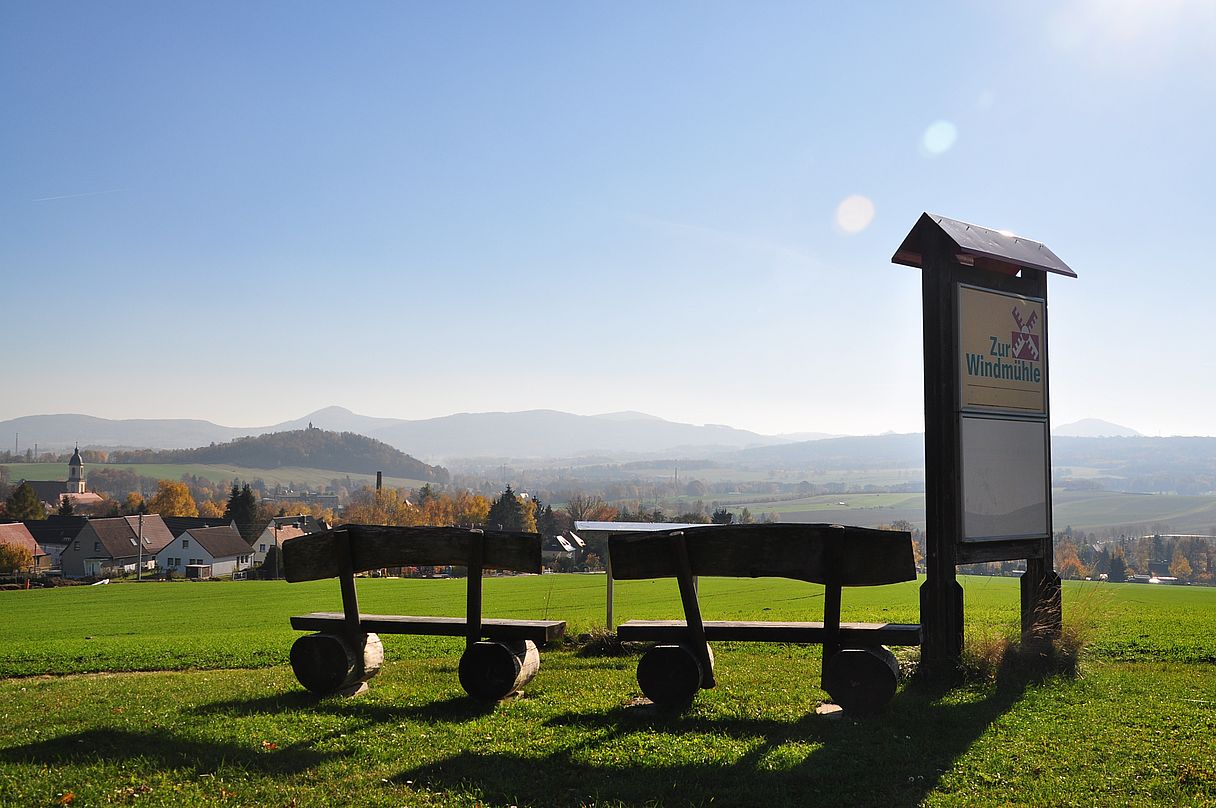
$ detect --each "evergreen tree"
[487,485,525,531]
[57,495,75,517]
[224,483,260,541]
[711,507,734,525]
[5,482,46,521]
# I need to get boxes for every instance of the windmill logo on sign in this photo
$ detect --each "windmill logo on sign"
[1011,307,1040,361]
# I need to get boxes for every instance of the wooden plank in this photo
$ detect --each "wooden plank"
[616,619,922,646]
[290,613,567,643]
[607,523,914,586]
[283,524,541,582]
[957,537,1046,564]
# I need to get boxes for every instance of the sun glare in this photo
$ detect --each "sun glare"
[922,121,958,157]
[835,195,875,235]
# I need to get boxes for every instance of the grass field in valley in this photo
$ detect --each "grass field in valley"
[0,576,1214,806]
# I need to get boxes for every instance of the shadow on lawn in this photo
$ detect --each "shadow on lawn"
[0,727,335,776]
[193,692,496,723]
[391,673,1036,808]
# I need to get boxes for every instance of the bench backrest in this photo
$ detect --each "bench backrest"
[608,523,915,586]
[283,524,542,583]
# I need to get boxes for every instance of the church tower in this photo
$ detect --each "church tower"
[67,446,86,494]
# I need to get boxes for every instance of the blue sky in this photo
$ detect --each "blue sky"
[4,2,1214,437]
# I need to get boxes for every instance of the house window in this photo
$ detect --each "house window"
[74,541,80,551]
[182,539,189,548]
[259,544,266,553]
[94,542,101,552]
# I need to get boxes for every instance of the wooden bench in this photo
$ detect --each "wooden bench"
[283,524,566,700]
[609,523,920,713]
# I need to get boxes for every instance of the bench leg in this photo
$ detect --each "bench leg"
[458,640,541,701]
[821,645,899,715]
[636,643,714,708]
[290,632,383,697]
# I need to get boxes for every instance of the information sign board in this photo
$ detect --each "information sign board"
[958,285,1046,414]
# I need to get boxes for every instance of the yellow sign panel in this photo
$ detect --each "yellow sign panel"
[958,285,1045,413]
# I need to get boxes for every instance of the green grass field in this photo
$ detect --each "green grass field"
[1,576,1214,806]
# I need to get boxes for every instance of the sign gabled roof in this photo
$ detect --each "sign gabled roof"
[893,212,1077,278]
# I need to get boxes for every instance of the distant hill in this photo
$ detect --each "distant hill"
[111,428,448,482]
[367,409,789,459]
[0,407,793,459]
[1053,418,1141,438]
[727,433,926,470]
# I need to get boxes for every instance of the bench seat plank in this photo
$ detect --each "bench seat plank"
[291,612,566,643]
[616,619,921,646]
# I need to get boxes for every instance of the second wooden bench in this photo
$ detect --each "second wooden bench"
[609,523,920,713]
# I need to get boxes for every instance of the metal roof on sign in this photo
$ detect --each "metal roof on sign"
[892,212,1077,278]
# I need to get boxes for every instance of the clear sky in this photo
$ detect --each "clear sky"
[3,2,1214,437]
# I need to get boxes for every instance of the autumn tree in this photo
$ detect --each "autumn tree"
[343,487,419,526]
[5,482,46,521]
[198,499,225,518]
[454,491,490,527]
[0,542,33,573]
[146,480,200,517]
[1169,549,1193,581]
[1056,543,1087,580]
[123,491,146,515]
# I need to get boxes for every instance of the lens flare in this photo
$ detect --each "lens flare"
[922,120,958,156]
[835,195,875,235]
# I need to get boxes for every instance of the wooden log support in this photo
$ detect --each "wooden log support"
[458,640,541,701]
[636,643,715,708]
[821,645,900,715]
[289,631,384,697]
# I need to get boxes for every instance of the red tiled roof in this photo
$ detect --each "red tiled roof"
[0,522,45,558]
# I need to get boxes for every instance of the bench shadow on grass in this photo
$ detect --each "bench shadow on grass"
[0,727,334,776]
[192,691,497,724]
[389,669,1040,808]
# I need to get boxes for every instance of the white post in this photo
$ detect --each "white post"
[137,513,143,581]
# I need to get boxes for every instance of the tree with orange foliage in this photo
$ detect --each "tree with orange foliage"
[146,480,199,517]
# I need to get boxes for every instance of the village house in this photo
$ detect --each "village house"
[58,514,174,579]
[12,515,87,570]
[156,524,253,578]
[251,514,329,566]
[0,522,51,572]
[162,515,239,540]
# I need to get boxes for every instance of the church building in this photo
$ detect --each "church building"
[20,447,105,512]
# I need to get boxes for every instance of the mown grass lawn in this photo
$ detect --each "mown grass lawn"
[1,576,1213,806]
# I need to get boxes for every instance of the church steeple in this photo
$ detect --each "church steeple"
[67,445,85,494]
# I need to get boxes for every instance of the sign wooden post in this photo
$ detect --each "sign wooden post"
[893,214,1076,667]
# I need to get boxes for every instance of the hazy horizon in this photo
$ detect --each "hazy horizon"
[5,3,1214,437]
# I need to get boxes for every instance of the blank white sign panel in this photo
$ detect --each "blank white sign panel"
[961,416,1049,541]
